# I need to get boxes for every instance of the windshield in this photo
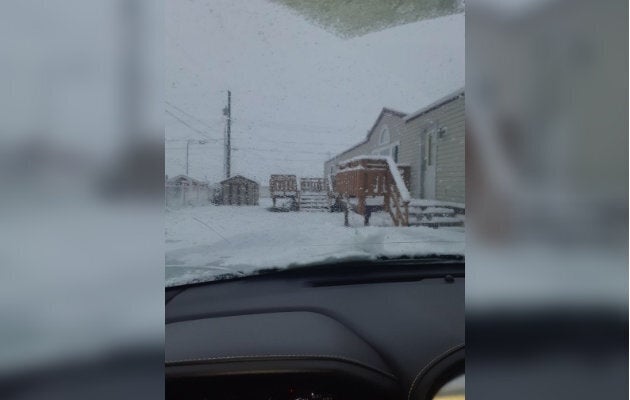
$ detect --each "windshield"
[165,0,465,287]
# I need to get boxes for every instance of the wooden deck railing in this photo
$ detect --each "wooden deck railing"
[300,177,325,192]
[334,156,410,226]
[269,174,298,195]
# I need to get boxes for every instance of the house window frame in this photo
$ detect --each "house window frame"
[379,126,390,144]
[371,140,400,162]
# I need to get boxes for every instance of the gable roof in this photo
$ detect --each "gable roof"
[167,174,205,185]
[220,175,258,185]
[404,88,464,123]
[326,107,406,163]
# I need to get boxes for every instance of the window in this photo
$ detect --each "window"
[392,145,399,163]
[427,134,433,165]
[379,126,390,144]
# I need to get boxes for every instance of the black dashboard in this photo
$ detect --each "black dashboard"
[165,259,465,400]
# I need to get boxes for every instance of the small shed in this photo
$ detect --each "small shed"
[165,174,211,208]
[220,175,259,206]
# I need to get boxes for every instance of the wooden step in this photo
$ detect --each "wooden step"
[299,192,329,211]
[408,200,465,215]
[409,208,456,217]
[299,196,329,211]
[409,216,465,228]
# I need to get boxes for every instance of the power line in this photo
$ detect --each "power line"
[165,101,224,130]
[166,137,223,144]
[168,142,333,157]
[167,138,351,158]
[232,146,331,156]
[234,148,325,163]
[165,147,223,151]
[164,103,356,159]
[239,121,351,136]
[234,116,355,132]
[165,109,222,143]
[238,135,355,148]
[165,102,358,149]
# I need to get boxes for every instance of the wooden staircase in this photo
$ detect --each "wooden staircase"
[408,201,465,228]
[299,192,329,211]
[298,177,328,211]
[330,157,465,228]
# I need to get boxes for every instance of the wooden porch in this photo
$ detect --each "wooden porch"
[332,156,411,226]
[269,174,299,210]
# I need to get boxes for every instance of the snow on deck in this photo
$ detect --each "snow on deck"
[339,155,411,202]
[166,203,464,286]
[409,199,465,209]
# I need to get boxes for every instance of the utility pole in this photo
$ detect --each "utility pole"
[223,90,232,179]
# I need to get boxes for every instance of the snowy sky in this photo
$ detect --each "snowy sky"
[166,0,464,184]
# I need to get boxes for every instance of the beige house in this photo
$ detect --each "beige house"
[324,89,464,204]
[324,108,407,182]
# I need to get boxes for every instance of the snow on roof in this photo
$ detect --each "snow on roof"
[167,174,206,185]
[404,87,464,122]
[325,88,465,165]
[325,107,407,163]
[337,165,366,173]
[344,155,391,163]
[220,175,258,185]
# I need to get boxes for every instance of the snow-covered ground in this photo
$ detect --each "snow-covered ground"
[166,199,464,286]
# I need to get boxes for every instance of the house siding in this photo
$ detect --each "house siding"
[398,122,420,197]
[403,94,465,203]
[324,93,464,204]
[324,111,407,182]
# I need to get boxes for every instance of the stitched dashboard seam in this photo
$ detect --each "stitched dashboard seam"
[407,343,464,400]
[166,353,396,379]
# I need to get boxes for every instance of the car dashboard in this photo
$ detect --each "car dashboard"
[165,259,465,400]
